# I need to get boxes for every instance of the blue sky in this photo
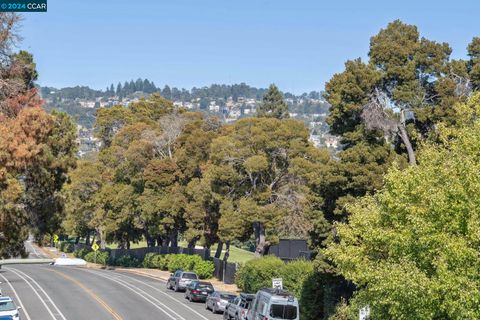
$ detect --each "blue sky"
[21,0,480,94]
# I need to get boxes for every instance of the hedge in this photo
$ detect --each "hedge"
[235,256,285,293]
[112,254,141,267]
[73,248,91,259]
[84,251,110,265]
[234,257,351,320]
[73,250,215,279]
[138,253,214,279]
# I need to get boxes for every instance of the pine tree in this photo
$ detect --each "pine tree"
[257,84,289,119]
[116,82,122,97]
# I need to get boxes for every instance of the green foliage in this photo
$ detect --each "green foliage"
[73,248,91,259]
[84,251,110,265]
[25,110,78,241]
[142,252,157,268]
[281,259,314,298]
[113,255,141,268]
[235,256,285,293]
[208,117,329,255]
[193,260,215,279]
[141,253,213,278]
[152,254,171,270]
[325,95,480,319]
[167,254,203,272]
[320,19,473,236]
[58,241,74,253]
[257,84,290,119]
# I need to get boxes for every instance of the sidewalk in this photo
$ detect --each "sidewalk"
[34,243,239,293]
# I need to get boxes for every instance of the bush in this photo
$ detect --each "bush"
[73,248,91,259]
[142,253,157,268]
[153,254,170,270]
[167,254,203,272]
[280,259,314,298]
[193,260,215,279]
[63,243,74,253]
[114,255,141,267]
[84,251,109,265]
[235,256,284,293]
[236,256,315,297]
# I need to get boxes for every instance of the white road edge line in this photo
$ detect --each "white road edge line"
[8,268,68,320]
[115,271,211,320]
[0,272,32,320]
[79,268,183,320]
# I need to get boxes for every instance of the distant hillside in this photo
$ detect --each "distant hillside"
[39,79,330,129]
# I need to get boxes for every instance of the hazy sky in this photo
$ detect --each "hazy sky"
[20,0,480,94]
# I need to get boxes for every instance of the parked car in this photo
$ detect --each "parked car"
[224,293,255,320]
[166,270,198,292]
[0,297,20,320]
[185,281,214,302]
[206,291,237,314]
[247,288,299,320]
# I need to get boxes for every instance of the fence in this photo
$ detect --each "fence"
[268,239,313,261]
[212,257,238,285]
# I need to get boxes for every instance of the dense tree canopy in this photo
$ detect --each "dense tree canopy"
[325,94,480,319]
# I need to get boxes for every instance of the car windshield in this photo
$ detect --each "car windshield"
[182,273,197,279]
[220,294,237,300]
[0,301,15,311]
[197,284,214,291]
[270,304,297,319]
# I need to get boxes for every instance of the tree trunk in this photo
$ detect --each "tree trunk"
[397,124,416,166]
[214,240,223,259]
[95,227,105,249]
[146,232,155,247]
[85,232,91,246]
[164,237,170,247]
[75,236,80,245]
[169,230,178,248]
[187,237,198,249]
[156,236,163,247]
[223,241,230,262]
[253,222,270,257]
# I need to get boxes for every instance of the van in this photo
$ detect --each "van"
[247,288,299,320]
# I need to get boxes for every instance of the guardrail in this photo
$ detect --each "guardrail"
[0,259,54,268]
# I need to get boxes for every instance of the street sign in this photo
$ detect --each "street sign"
[272,278,283,290]
[91,243,99,252]
[53,234,59,243]
[359,306,370,320]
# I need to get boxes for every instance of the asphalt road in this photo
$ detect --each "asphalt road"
[0,254,225,319]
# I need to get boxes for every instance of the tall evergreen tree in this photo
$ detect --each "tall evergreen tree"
[116,82,122,96]
[257,84,290,119]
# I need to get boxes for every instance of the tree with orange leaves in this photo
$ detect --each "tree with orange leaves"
[0,13,77,257]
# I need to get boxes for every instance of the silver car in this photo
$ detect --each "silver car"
[206,291,237,314]
[166,271,198,292]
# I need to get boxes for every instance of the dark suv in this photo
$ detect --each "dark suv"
[166,270,198,291]
[224,293,255,320]
[184,281,214,302]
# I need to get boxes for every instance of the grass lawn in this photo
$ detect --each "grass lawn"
[106,240,255,264]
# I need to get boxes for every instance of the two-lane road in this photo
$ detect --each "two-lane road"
[0,264,224,320]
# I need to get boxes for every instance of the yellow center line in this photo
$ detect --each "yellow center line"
[48,269,123,320]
